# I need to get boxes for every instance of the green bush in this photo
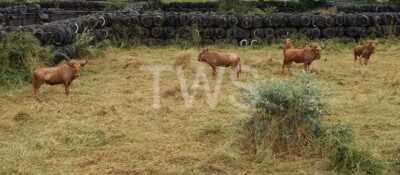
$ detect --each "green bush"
[393,148,400,174]
[245,73,325,153]
[73,31,96,58]
[0,32,49,86]
[298,0,328,9]
[218,0,254,14]
[329,144,385,175]
[104,0,127,11]
[317,123,354,151]
[243,73,385,174]
[317,123,384,175]
[175,24,201,49]
[109,24,139,48]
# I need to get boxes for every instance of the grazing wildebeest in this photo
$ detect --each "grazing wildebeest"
[282,42,321,73]
[354,40,378,65]
[198,48,242,78]
[32,59,88,97]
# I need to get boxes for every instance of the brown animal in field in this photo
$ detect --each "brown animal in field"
[354,40,378,65]
[283,38,294,51]
[282,43,321,73]
[198,48,241,78]
[32,59,88,97]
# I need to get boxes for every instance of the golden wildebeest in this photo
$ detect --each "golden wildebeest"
[354,40,378,65]
[32,59,88,97]
[282,42,321,73]
[198,48,241,78]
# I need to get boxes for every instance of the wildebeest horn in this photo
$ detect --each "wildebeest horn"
[320,42,326,49]
[80,59,88,66]
[66,58,74,67]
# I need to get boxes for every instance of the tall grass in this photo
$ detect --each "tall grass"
[0,32,49,87]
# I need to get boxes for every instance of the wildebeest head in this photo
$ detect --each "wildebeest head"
[366,40,378,49]
[66,59,88,77]
[198,48,209,62]
[308,43,322,60]
[284,38,293,49]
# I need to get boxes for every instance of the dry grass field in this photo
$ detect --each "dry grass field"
[0,40,400,174]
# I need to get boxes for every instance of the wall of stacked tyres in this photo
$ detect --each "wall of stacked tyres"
[0,1,108,11]
[3,11,400,47]
[160,1,331,12]
[0,1,153,26]
[0,4,105,27]
[1,1,399,64]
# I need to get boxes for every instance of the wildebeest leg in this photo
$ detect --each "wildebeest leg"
[364,58,369,65]
[281,63,286,74]
[32,75,42,97]
[32,84,41,97]
[354,54,358,63]
[64,82,71,96]
[211,65,217,77]
[282,59,288,74]
[307,63,312,72]
[285,61,293,74]
[236,63,241,78]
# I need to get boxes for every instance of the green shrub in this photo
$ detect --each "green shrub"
[0,32,50,86]
[317,123,385,175]
[73,31,95,58]
[329,144,385,175]
[218,0,254,14]
[298,0,328,9]
[104,0,127,11]
[245,73,325,153]
[109,24,140,48]
[175,24,201,49]
[393,148,400,174]
[317,123,354,152]
[242,73,385,174]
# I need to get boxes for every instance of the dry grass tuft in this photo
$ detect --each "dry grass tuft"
[162,85,182,98]
[174,51,192,69]
[123,57,145,69]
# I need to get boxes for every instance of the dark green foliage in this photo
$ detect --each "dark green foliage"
[175,24,201,49]
[318,123,354,149]
[329,144,385,175]
[73,31,95,58]
[104,0,127,11]
[109,24,141,48]
[298,0,328,9]
[0,32,50,86]
[318,123,384,174]
[218,0,254,14]
[393,148,400,174]
[256,0,328,12]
